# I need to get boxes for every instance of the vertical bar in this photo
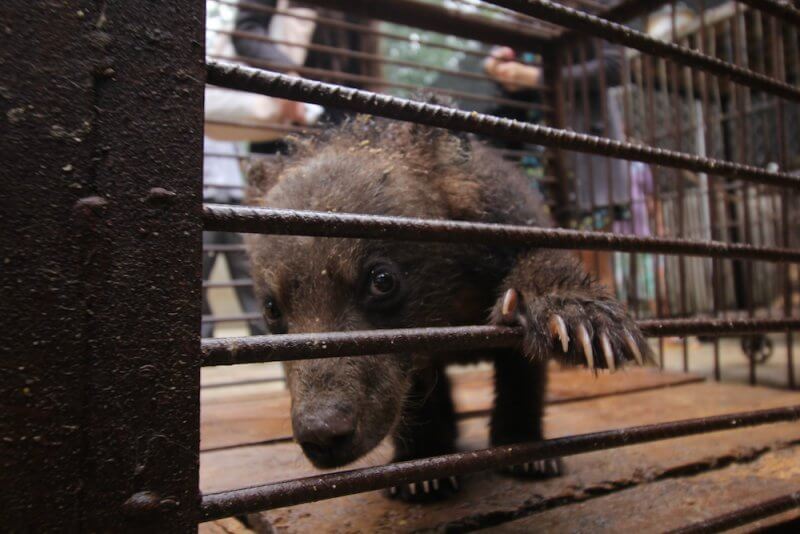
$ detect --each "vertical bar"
[731,4,757,386]
[543,47,572,228]
[578,41,601,279]
[595,38,618,299]
[644,54,666,368]
[0,1,205,531]
[698,0,722,382]
[670,1,689,372]
[771,16,796,390]
[621,47,641,319]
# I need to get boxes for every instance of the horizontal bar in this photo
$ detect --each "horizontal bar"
[205,63,800,190]
[212,0,545,64]
[202,312,261,325]
[208,52,546,113]
[738,0,800,29]
[199,375,706,454]
[489,0,800,102]
[667,490,800,534]
[203,205,800,263]
[201,318,800,366]
[294,0,551,51]
[199,404,800,520]
[203,278,253,289]
[202,244,247,253]
[210,28,549,93]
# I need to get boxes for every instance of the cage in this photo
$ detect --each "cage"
[4,0,800,532]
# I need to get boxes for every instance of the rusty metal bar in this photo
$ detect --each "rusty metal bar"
[203,204,800,263]
[203,278,253,289]
[667,491,800,534]
[202,312,261,325]
[204,243,248,253]
[698,0,723,382]
[488,0,800,101]
[206,63,800,190]
[202,375,707,453]
[199,405,800,520]
[296,0,550,51]
[202,318,800,366]
[212,0,549,60]
[738,0,800,28]
[209,54,548,112]
[3,1,205,531]
[210,28,549,92]
[206,118,312,134]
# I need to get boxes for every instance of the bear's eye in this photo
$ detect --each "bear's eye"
[263,297,282,321]
[369,267,397,297]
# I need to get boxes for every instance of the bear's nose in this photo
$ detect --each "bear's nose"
[294,407,356,466]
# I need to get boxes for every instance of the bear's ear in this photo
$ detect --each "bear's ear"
[244,155,285,206]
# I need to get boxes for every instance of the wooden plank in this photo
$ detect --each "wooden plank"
[489,446,800,533]
[200,367,703,450]
[199,382,800,532]
[199,518,255,534]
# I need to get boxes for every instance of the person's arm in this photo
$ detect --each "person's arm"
[485,44,623,93]
[233,0,296,68]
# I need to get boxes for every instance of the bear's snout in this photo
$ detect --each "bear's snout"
[294,404,358,468]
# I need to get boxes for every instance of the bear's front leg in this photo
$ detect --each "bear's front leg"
[386,365,461,502]
[491,351,562,478]
[490,249,651,371]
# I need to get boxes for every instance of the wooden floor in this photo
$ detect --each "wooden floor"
[199,365,800,533]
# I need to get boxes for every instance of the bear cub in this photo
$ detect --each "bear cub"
[244,114,649,502]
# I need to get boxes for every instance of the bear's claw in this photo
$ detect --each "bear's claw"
[494,289,652,371]
[386,476,460,502]
[499,458,563,479]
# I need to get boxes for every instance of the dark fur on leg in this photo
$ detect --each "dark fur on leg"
[491,351,562,478]
[387,365,460,502]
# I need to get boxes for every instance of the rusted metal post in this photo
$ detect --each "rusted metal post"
[542,47,573,228]
[1,1,205,531]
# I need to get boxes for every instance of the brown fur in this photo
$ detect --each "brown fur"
[245,113,650,500]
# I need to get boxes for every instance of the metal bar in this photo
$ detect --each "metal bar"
[698,0,722,382]
[199,405,800,520]
[203,278,253,289]
[202,375,707,453]
[209,54,548,113]
[541,47,572,227]
[206,118,313,134]
[2,0,205,530]
[203,204,800,263]
[667,490,800,534]
[738,0,800,28]
[595,0,671,23]
[201,318,800,366]
[489,0,800,102]
[209,28,549,92]
[295,0,550,51]
[772,15,797,390]
[202,312,261,324]
[206,63,800,190]
[578,41,601,279]
[212,0,553,58]
[204,243,248,253]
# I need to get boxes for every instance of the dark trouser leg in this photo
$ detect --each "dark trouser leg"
[201,231,219,338]
[491,351,561,477]
[223,231,266,335]
[388,365,459,501]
